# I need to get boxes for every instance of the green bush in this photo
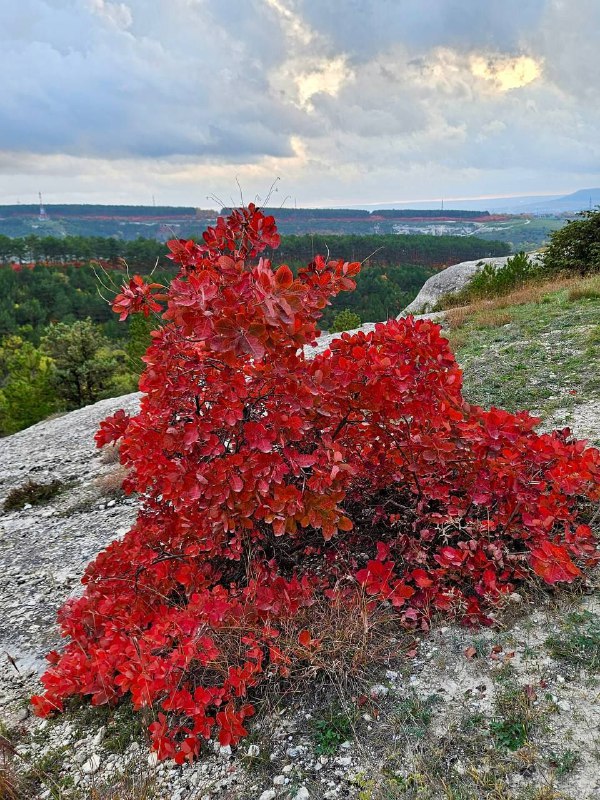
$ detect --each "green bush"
[436,252,540,309]
[543,207,600,275]
[330,308,361,332]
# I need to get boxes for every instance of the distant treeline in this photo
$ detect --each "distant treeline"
[0,232,508,270]
[1,204,491,221]
[222,207,492,220]
[268,233,508,268]
[0,205,213,219]
[0,234,168,269]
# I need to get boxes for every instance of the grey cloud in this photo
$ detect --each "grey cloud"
[1,0,599,205]
[296,0,548,59]
[0,0,304,159]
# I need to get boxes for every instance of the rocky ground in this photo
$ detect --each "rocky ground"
[1,295,600,799]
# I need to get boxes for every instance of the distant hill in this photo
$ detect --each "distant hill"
[508,188,600,214]
[346,188,600,215]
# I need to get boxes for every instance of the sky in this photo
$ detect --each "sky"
[1,0,599,207]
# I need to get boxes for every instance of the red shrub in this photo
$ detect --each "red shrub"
[31,204,600,761]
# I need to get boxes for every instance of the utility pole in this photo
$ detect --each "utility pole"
[38,192,47,220]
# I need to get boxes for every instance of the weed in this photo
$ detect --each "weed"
[491,685,536,751]
[312,705,354,755]
[391,693,438,741]
[103,703,146,754]
[3,479,64,512]
[548,748,579,776]
[19,745,71,799]
[490,718,529,751]
[545,611,600,672]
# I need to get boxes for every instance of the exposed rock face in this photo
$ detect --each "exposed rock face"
[401,253,542,315]
[0,393,141,678]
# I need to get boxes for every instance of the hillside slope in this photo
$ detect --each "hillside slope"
[1,288,600,800]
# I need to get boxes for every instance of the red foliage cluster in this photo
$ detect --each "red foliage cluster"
[32,204,600,761]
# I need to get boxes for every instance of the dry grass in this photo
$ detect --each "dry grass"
[473,309,514,329]
[567,273,600,302]
[443,275,585,331]
[99,444,122,465]
[95,464,129,498]
[275,591,413,696]
[445,306,471,330]
[0,753,20,800]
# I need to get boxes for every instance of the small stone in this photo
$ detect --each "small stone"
[369,684,389,698]
[509,592,523,604]
[148,751,159,767]
[273,774,286,785]
[15,707,28,722]
[557,699,571,712]
[247,744,260,757]
[81,754,101,775]
[294,789,310,800]
[93,726,106,747]
[74,749,89,765]
[218,744,232,758]
[259,790,276,800]
[340,740,352,749]
[337,756,352,767]
[282,764,294,774]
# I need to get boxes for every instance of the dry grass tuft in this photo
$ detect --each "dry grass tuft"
[445,306,470,330]
[0,753,20,800]
[276,592,412,696]
[95,464,129,498]
[99,444,122,465]
[472,309,514,329]
[567,273,600,302]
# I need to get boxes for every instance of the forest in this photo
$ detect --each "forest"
[0,231,508,270]
[0,229,508,435]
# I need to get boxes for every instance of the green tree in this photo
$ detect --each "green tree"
[543,208,600,275]
[127,313,155,373]
[0,336,57,434]
[330,309,362,332]
[41,319,120,408]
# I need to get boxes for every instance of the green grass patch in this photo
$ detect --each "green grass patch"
[545,610,600,672]
[450,285,600,430]
[312,705,355,755]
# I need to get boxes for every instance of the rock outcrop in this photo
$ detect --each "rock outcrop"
[401,253,542,315]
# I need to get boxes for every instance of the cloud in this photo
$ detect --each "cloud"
[469,54,542,92]
[1,0,599,204]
